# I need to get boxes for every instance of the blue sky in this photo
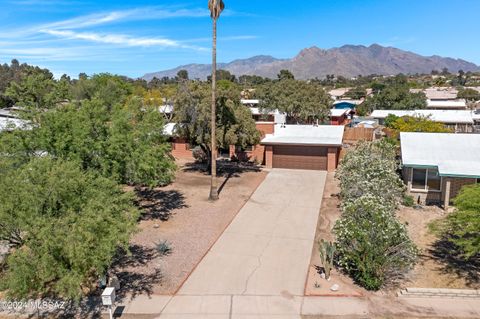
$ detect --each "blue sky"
[0,0,478,79]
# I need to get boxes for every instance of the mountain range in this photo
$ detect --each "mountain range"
[142,44,480,81]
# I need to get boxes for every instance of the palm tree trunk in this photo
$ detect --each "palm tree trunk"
[209,18,219,201]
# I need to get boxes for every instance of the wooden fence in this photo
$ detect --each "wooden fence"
[343,127,375,143]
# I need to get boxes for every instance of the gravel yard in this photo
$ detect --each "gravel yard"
[112,160,267,298]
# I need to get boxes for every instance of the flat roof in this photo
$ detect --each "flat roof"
[331,108,351,117]
[241,99,259,105]
[427,99,466,109]
[400,132,480,178]
[261,124,344,146]
[370,109,474,124]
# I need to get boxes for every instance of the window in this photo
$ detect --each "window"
[411,168,442,192]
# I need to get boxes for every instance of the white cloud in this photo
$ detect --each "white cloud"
[41,7,208,30]
[41,29,208,51]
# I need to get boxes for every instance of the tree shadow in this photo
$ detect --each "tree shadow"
[135,189,188,221]
[428,236,480,287]
[115,269,163,300]
[112,244,158,268]
[183,160,261,177]
[184,161,261,195]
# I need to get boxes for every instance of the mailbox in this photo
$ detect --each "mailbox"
[101,287,116,306]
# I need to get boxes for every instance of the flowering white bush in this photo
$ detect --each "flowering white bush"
[336,140,404,209]
[334,195,417,290]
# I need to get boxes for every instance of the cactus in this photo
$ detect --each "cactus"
[318,239,336,280]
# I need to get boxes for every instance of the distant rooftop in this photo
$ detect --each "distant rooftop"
[370,109,475,124]
[426,99,467,109]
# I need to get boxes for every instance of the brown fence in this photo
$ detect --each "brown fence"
[343,127,375,143]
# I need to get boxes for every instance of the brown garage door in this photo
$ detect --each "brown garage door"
[272,145,328,170]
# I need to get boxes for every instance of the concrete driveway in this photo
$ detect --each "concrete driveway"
[156,169,326,318]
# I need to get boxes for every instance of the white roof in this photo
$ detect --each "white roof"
[249,107,281,116]
[330,108,351,117]
[370,109,474,124]
[400,132,480,178]
[427,99,466,109]
[241,99,259,105]
[0,118,29,131]
[163,123,176,136]
[329,88,351,97]
[261,124,344,146]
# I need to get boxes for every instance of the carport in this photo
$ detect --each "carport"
[261,125,344,171]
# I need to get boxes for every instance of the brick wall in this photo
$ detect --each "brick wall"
[327,147,339,172]
[403,167,476,205]
[171,138,193,159]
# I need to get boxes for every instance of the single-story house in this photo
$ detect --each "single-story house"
[426,99,467,110]
[400,132,480,208]
[370,109,476,133]
[261,125,344,171]
[330,108,352,125]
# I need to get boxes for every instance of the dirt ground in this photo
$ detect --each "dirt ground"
[397,205,479,289]
[305,172,366,297]
[305,173,478,297]
[112,160,267,298]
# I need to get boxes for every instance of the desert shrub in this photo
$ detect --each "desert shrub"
[402,194,415,207]
[336,140,404,209]
[334,195,417,290]
[442,184,480,258]
[0,157,139,300]
[192,146,208,163]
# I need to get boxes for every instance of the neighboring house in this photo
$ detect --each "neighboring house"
[426,99,467,110]
[330,108,352,125]
[328,88,352,101]
[261,125,344,171]
[370,109,476,133]
[400,132,480,208]
[163,123,193,159]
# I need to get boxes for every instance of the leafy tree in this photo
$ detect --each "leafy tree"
[0,157,139,300]
[176,69,189,81]
[277,69,295,81]
[207,69,236,83]
[358,76,427,115]
[4,67,61,109]
[336,140,404,209]
[0,98,176,187]
[258,79,331,123]
[389,115,452,138]
[458,88,480,102]
[384,114,400,128]
[442,184,480,258]
[334,195,417,290]
[344,86,367,100]
[173,81,260,163]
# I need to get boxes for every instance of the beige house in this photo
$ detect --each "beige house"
[400,132,480,208]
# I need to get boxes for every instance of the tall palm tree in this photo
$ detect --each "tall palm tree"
[208,0,224,201]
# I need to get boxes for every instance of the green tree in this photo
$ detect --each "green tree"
[0,157,139,300]
[0,98,176,187]
[458,88,480,102]
[277,69,295,81]
[344,86,367,100]
[358,77,427,115]
[177,69,189,81]
[258,79,331,123]
[389,115,452,138]
[174,81,260,164]
[443,184,480,258]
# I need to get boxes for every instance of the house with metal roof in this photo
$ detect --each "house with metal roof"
[400,132,480,208]
[261,125,344,171]
[370,109,477,133]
